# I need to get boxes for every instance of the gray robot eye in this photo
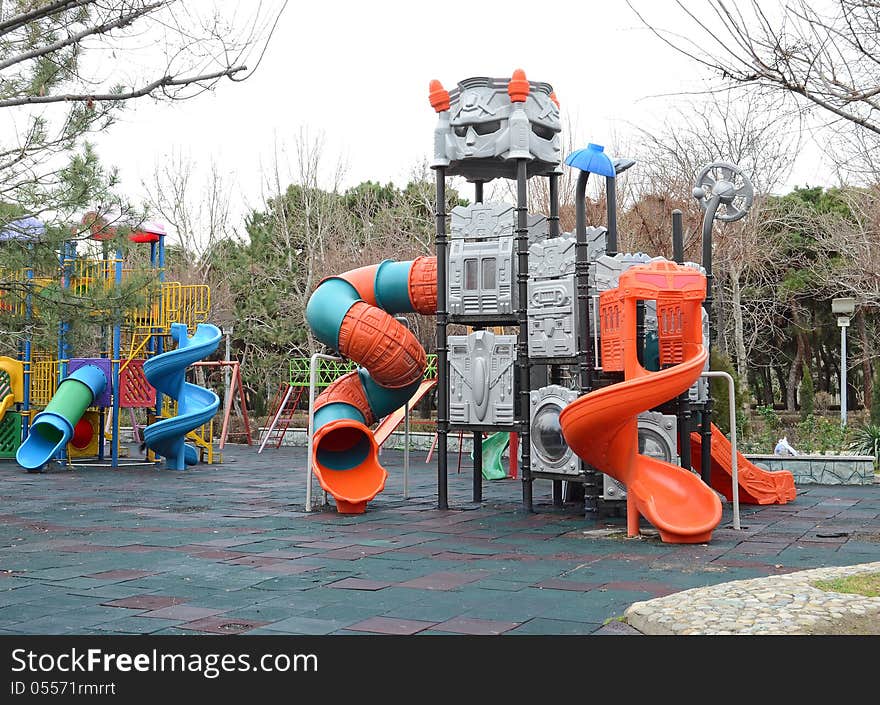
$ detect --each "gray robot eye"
[473,120,501,136]
[531,123,556,141]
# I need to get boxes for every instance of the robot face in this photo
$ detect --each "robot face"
[441,76,562,176]
[447,84,511,160]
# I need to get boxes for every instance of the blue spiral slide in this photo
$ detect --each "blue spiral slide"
[143,322,221,470]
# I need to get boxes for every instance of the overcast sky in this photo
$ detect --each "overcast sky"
[91,1,829,240]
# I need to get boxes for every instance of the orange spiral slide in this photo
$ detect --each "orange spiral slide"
[559,261,722,543]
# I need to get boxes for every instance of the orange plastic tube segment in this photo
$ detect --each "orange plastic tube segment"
[429,79,450,112]
[408,256,437,314]
[337,301,426,389]
[507,68,529,103]
[337,264,380,306]
[314,371,375,425]
[312,418,387,514]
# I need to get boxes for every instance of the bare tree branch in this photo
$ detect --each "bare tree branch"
[0,3,164,72]
[628,0,880,136]
[0,64,246,107]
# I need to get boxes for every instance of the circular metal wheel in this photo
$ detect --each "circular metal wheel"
[692,162,754,222]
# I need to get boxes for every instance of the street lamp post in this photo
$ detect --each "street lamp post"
[832,297,856,426]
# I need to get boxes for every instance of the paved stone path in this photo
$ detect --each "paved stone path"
[0,445,878,635]
[626,561,880,634]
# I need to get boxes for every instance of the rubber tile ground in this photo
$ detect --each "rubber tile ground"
[0,445,878,635]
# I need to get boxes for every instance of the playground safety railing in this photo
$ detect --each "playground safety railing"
[163,283,210,330]
[29,354,58,407]
[289,353,438,388]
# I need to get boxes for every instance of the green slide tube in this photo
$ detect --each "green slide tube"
[16,365,107,470]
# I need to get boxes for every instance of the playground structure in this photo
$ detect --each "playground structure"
[303,67,797,544]
[0,216,241,470]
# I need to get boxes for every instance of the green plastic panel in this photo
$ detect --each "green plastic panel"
[0,411,23,458]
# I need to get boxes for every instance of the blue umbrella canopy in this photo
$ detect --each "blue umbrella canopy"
[565,143,615,177]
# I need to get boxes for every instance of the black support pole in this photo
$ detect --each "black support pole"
[699,198,720,485]
[548,173,560,238]
[474,180,483,204]
[435,166,449,509]
[672,209,693,471]
[472,431,483,502]
[549,149,562,506]
[672,208,685,264]
[605,175,618,257]
[516,159,532,512]
[575,170,600,513]
[636,301,645,367]
[473,320,484,503]
[552,481,563,506]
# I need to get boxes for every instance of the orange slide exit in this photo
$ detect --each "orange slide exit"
[559,261,722,543]
[691,423,796,505]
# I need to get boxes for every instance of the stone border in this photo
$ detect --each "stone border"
[748,454,875,485]
[624,562,880,635]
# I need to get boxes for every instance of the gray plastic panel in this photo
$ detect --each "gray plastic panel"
[450,202,548,242]
[448,203,547,316]
[448,237,515,315]
[529,385,580,476]
[529,235,575,279]
[603,412,679,500]
[528,276,576,357]
[448,331,517,426]
[527,235,576,357]
[584,226,608,282]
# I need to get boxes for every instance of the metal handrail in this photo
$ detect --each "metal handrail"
[701,370,741,531]
[305,353,340,512]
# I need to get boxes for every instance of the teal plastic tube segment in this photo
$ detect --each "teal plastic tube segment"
[16,365,108,470]
[305,278,360,349]
[313,402,366,432]
[313,402,370,471]
[359,369,421,419]
[374,260,415,313]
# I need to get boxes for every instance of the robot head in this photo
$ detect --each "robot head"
[431,72,562,180]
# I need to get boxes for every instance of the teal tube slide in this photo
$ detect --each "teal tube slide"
[16,365,108,470]
[142,322,221,470]
[306,260,422,440]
